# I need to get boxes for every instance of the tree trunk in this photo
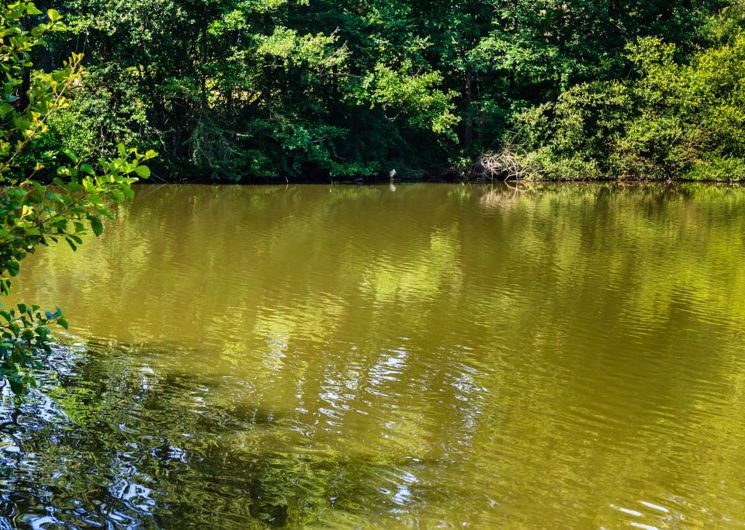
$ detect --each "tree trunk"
[463,72,474,147]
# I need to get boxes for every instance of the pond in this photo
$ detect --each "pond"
[3,183,745,528]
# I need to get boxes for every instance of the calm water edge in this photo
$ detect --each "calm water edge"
[3,183,745,528]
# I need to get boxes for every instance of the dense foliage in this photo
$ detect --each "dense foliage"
[510,2,745,180]
[0,2,153,394]
[31,0,733,181]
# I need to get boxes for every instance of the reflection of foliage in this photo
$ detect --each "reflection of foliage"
[0,346,431,528]
[8,184,745,526]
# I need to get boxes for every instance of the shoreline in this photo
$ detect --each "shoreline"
[139,176,745,186]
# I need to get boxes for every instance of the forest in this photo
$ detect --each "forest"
[21,0,745,182]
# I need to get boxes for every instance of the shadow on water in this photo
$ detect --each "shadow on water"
[0,343,436,529]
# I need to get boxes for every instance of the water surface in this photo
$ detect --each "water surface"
[3,183,745,528]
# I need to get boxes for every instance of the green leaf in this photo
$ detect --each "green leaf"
[89,216,104,236]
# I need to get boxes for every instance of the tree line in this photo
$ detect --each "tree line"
[31,0,742,181]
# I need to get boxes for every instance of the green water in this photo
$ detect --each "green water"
[3,183,745,528]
